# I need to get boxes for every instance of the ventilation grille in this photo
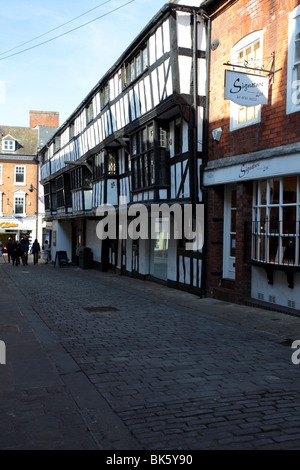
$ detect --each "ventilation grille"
[288,300,295,309]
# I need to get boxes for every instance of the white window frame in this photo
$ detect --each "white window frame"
[2,138,15,152]
[287,5,300,115]
[230,30,263,131]
[223,185,236,280]
[13,189,26,217]
[14,165,26,186]
[252,176,300,266]
[0,191,3,216]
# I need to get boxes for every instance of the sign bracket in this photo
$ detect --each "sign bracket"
[223,52,282,80]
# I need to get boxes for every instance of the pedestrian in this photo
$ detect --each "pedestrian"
[43,240,51,264]
[6,238,13,263]
[32,239,41,265]
[11,240,21,266]
[20,236,29,266]
[0,241,3,261]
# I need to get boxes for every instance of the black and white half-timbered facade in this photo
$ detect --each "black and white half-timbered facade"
[39,0,208,294]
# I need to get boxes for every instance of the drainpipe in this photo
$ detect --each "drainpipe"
[198,7,212,298]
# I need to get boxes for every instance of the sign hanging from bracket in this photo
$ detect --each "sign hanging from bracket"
[224,69,269,106]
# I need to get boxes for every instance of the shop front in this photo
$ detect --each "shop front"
[204,146,300,311]
[0,217,37,250]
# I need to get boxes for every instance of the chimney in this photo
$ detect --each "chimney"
[29,110,59,128]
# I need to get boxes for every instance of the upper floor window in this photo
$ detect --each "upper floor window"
[131,123,155,190]
[13,190,26,216]
[100,84,110,109]
[230,31,263,130]
[14,165,25,185]
[54,136,61,153]
[287,5,300,115]
[86,102,94,124]
[69,121,75,140]
[124,46,148,88]
[2,136,16,152]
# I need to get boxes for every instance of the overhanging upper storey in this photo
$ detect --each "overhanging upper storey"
[39,3,207,185]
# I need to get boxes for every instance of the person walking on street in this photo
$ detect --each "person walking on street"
[20,236,29,266]
[6,238,13,263]
[11,240,21,266]
[32,239,40,265]
[43,240,51,264]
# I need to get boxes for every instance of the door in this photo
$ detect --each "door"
[223,185,236,280]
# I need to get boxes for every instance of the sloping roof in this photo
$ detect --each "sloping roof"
[0,126,38,156]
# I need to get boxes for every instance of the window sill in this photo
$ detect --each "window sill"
[250,259,300,288]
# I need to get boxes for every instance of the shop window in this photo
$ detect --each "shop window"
[230,31,263,130]
[0,164,2,185]
[252,176,300,266]
[287,5,300,114]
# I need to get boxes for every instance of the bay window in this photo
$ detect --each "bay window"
[252,176,300,266]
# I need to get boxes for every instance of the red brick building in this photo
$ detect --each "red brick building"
[0,111,58,249]
[202,0,300,312]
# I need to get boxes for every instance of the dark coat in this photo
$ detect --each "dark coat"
[32,241,40,254]
[20,238,29,253]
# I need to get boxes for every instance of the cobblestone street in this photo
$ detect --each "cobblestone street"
[0,259,300,450]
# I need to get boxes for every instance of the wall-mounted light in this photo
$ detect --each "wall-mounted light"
[212,127,222,142]
[211,39,220,51]
[28,184,34,192]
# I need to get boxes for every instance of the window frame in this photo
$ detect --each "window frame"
[287,5,300,115]
[123,45,148,88]
[14,165,26,186]
[252,176,300,266]
[2,139,15,151]
[13,190,26,217]
[130,123,155,191]
[0,164,2,185]
[230,31,263,131]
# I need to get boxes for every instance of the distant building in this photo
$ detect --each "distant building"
[0,111,59,249]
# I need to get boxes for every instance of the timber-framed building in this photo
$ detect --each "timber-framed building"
[39,0,208,294]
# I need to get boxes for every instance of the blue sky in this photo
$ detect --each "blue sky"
[0,0,167,128]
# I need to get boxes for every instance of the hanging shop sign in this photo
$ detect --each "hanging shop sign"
[224,70,269,106]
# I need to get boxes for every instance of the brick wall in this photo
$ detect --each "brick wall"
[1,161,38,216]
[208,0,299,161]
[29,111,59,129]
[205,0,299,304]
